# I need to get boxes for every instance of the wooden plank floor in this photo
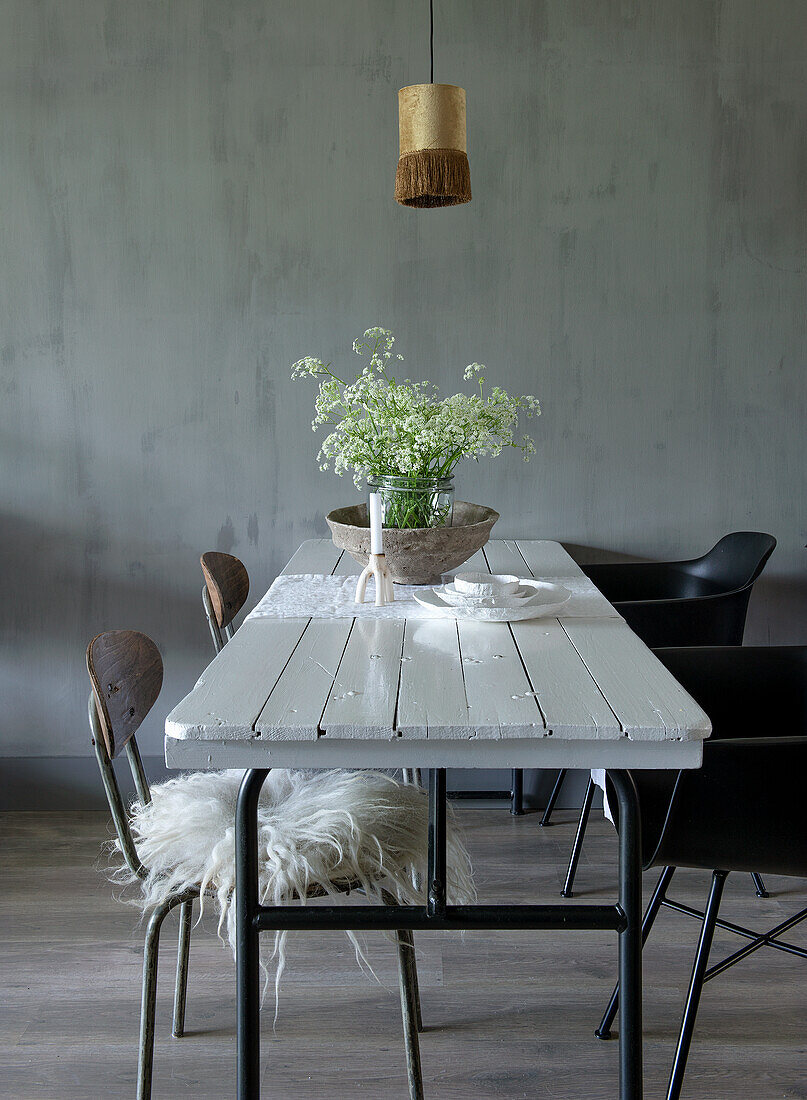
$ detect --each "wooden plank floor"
[2,808,806,1099]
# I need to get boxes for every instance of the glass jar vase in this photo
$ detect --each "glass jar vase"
[367,474,454,530]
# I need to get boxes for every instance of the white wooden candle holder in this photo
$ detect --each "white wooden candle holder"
[355,553,395,606]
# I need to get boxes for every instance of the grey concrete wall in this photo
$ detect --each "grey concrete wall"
[1,2,805,808]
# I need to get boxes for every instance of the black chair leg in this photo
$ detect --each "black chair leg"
[561,776,595,897]
[597,866,676,1039]
[403,929,423,1032]
[540,768,567,826]
[510,769,524,815]
[667,870,728,1100]
[750,872,769,898]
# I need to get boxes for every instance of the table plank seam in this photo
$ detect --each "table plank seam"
[453,618,472,739]
[505,619,550,733]
[390,616,407,740]
[482,542,550,738]
[251,615,316,737]
[557,618,631,738]
[315,616,358,739]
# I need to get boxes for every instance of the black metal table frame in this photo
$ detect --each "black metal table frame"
[236,767,643,1099]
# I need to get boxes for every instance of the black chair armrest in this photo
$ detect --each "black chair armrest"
[616,588,752,648]
[583,561,692,603]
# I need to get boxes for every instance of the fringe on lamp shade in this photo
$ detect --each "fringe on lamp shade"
[395,83,471,208]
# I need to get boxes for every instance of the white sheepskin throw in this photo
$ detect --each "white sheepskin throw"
[115,768,475,998]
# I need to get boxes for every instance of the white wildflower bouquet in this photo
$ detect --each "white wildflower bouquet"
[292,327,540,527]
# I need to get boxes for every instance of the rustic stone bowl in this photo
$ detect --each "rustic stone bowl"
[326,502,500,586]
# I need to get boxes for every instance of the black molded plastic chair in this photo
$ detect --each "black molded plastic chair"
[541,531,776,896]
[597,646,807,1100]
[582,530,776,647]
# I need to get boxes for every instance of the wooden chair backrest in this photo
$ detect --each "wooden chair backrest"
[200,552,250,629]
[86,630,163,758]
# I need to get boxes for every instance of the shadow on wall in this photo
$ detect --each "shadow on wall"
[0,510,212,759]
[0,754,175,811]
[0,510,206,645]
[562,543,651,566]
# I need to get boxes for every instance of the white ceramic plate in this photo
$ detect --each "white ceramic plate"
[413,581,572,621]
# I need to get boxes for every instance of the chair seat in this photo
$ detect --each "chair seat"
[181,879,360,904]
[120,767,475,953]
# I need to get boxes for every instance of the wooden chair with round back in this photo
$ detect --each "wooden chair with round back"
[200,551,250,653]
[87,630,198,1100]
[88,628,426,1100]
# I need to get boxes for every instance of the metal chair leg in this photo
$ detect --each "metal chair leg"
[750,872,769,898]
[395,928,424,1100]
[540,768,567,826]
[172,898,193,1038]
[667,871,728,1100]
[597,866,676,1040]
[403,929,423,1032]
[138,900,172,1100]
[561,776,595,897]
[510,768,524,815]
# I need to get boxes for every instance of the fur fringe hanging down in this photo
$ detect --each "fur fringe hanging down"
[395,148,472,208]
[112,768,475,1001]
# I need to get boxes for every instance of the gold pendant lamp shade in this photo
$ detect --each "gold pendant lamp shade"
[395,83,471,208]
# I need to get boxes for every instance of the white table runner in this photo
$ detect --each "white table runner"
[245,572,621,622]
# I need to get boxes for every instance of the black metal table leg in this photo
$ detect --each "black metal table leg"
[510,768,524,815]
[428,768,447,917]
[237,768,269,1100]
[234,763,641,1100]
[609,770,643,1100]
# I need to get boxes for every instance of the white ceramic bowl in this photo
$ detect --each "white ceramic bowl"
[438,581,539,608]
[453,572,520,597]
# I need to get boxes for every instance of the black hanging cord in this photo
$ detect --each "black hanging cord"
[430,0,434,83]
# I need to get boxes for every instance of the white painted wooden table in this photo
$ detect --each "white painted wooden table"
[166,539,710,772]
[165,539,711,1100]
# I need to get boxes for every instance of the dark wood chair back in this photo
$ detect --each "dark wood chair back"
[87,630,163,758]
[200,552,250,652]
[86,630,163,879]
